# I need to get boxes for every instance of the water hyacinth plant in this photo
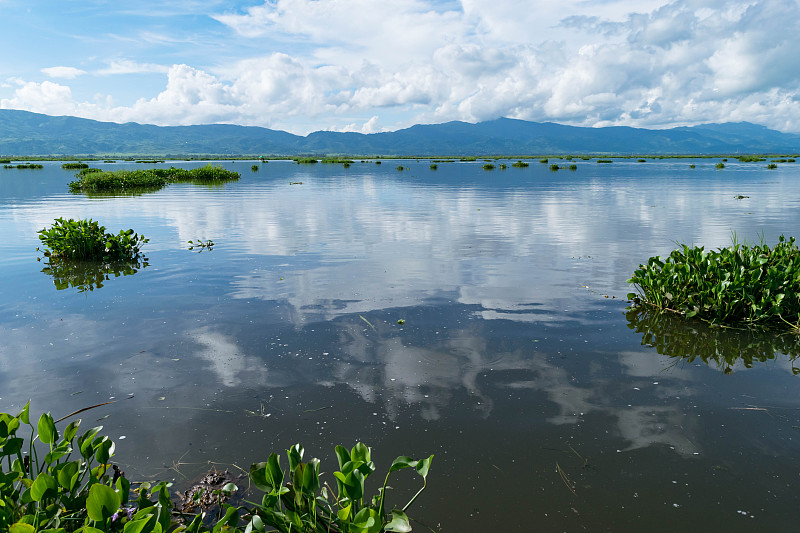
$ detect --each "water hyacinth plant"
[38,218,148,262]
[628,235,800,330]
[0,403,434,533]
[248,442,433,533]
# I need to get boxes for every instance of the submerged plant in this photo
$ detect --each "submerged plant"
[38,218,148,262]
[628,235,800,330]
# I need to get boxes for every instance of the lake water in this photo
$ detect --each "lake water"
[1,158,800,531]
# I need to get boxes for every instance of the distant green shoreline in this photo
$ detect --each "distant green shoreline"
[1,153,799,161]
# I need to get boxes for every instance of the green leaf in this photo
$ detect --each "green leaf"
[337,502,352,521]
[351,443,370,463]
[123,515,157,533]
[384,510,412,532]
[30,473,58,501]
[57,461,80,490]
[37,413,58,444]
[63,419,81,443]
[86,483,121,521]
[9,524,36,533]
[93,436,115,464]
[334,445,350,470]
[389,456,416,473]
[416,455,433,479]
[78,427,102,459]
[17,402,30,425]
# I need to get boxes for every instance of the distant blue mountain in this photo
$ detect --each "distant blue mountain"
[0,110,797,156]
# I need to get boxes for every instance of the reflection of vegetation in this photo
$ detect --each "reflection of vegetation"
[628,236,800,330]
[68,165,239,193]
[41,256,148,292]
[626,307,800,374]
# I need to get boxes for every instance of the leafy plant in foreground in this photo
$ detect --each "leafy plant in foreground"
[0,402,131,532]
[627,235,800,330]
[38,218,148,262]
[248,442,432,533]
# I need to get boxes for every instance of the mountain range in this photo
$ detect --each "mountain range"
[1,109,798,157]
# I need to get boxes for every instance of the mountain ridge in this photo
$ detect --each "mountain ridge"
[0,109,798,156]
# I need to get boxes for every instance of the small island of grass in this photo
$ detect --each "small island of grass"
[68,165,239,193]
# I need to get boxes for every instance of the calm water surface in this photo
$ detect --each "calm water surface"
[1,159,799,531]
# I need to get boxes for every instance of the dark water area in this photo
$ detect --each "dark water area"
[1,158,800,531]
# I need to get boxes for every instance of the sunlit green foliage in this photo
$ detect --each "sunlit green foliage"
[0,404,433,533]
[62,163,89,169]
[511,160,529,168]
[483,163,495,170]
[715,162,725,169]
[38,218,148,262]
[628,235,800,329]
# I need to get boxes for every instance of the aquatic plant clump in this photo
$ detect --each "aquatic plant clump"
[628,236,800,329]
[38,218,148,262]
[68,165,239,193]
[62,162,89,169]
[0,403,433,533]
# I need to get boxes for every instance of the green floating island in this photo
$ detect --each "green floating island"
[628,235,800,331]
[68,164,239,193]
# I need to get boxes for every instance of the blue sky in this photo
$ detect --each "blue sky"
[2,0,799,134]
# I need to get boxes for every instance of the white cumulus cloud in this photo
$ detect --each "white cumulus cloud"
[5,0,800,133]
[41,66,86,79]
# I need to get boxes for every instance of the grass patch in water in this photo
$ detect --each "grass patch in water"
[628,235,800,330]
[68,165,239,193]
[62,162,89,169]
